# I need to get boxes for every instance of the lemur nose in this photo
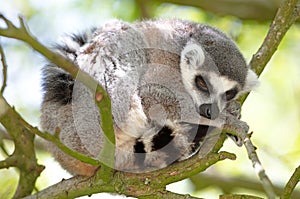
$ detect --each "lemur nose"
[199,103,219,120]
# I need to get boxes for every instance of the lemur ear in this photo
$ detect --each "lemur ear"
[181,40,205,69]
[243,69,259,92]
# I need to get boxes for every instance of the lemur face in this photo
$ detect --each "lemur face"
[180,41,251,120]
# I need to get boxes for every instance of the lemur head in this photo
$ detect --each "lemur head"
[180,39,258,120]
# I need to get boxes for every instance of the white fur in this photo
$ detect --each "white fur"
[117,93,149,139]
[181,42,205,68]
[210,73,238,95]
[244,69,259,92]
[59,36,81,51]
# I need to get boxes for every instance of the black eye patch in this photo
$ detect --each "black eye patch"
[195,75,209,92]
[224,88,238,101]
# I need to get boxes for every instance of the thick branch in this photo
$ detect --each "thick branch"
[123,151,235,190]
[24,148,233,199]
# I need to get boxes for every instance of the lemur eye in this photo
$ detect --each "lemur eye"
[195,75,208,92]
[224,88,238,101]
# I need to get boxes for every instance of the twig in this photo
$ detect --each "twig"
[242,136,275,199]
[280,165,300,199]
[223,123,276,199]
[0,40,7,93]
[0,155,18,169]
[0,127,10,156]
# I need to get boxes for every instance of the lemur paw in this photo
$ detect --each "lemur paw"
[225,100,242,119]
[222,101,248,147]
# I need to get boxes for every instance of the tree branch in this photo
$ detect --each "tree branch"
[0,37,44,198]
[281,165,300,199]
[0,41,8,93]
[0,155,18,169]
[240,0,300,103]
[0,127,11,156]
[223,123,276,199]
[0,96,44,198]
[249,0,300,77]
[24,144,233,199]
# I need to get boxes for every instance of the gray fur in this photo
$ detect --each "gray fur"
[41,19,258,176]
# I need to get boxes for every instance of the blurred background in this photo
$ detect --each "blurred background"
[0,0,299,198]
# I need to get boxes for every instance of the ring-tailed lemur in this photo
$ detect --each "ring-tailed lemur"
[41,19,258,176]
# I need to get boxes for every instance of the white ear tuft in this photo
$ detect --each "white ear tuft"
[243,69,259,91]
[181,41,205,69]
